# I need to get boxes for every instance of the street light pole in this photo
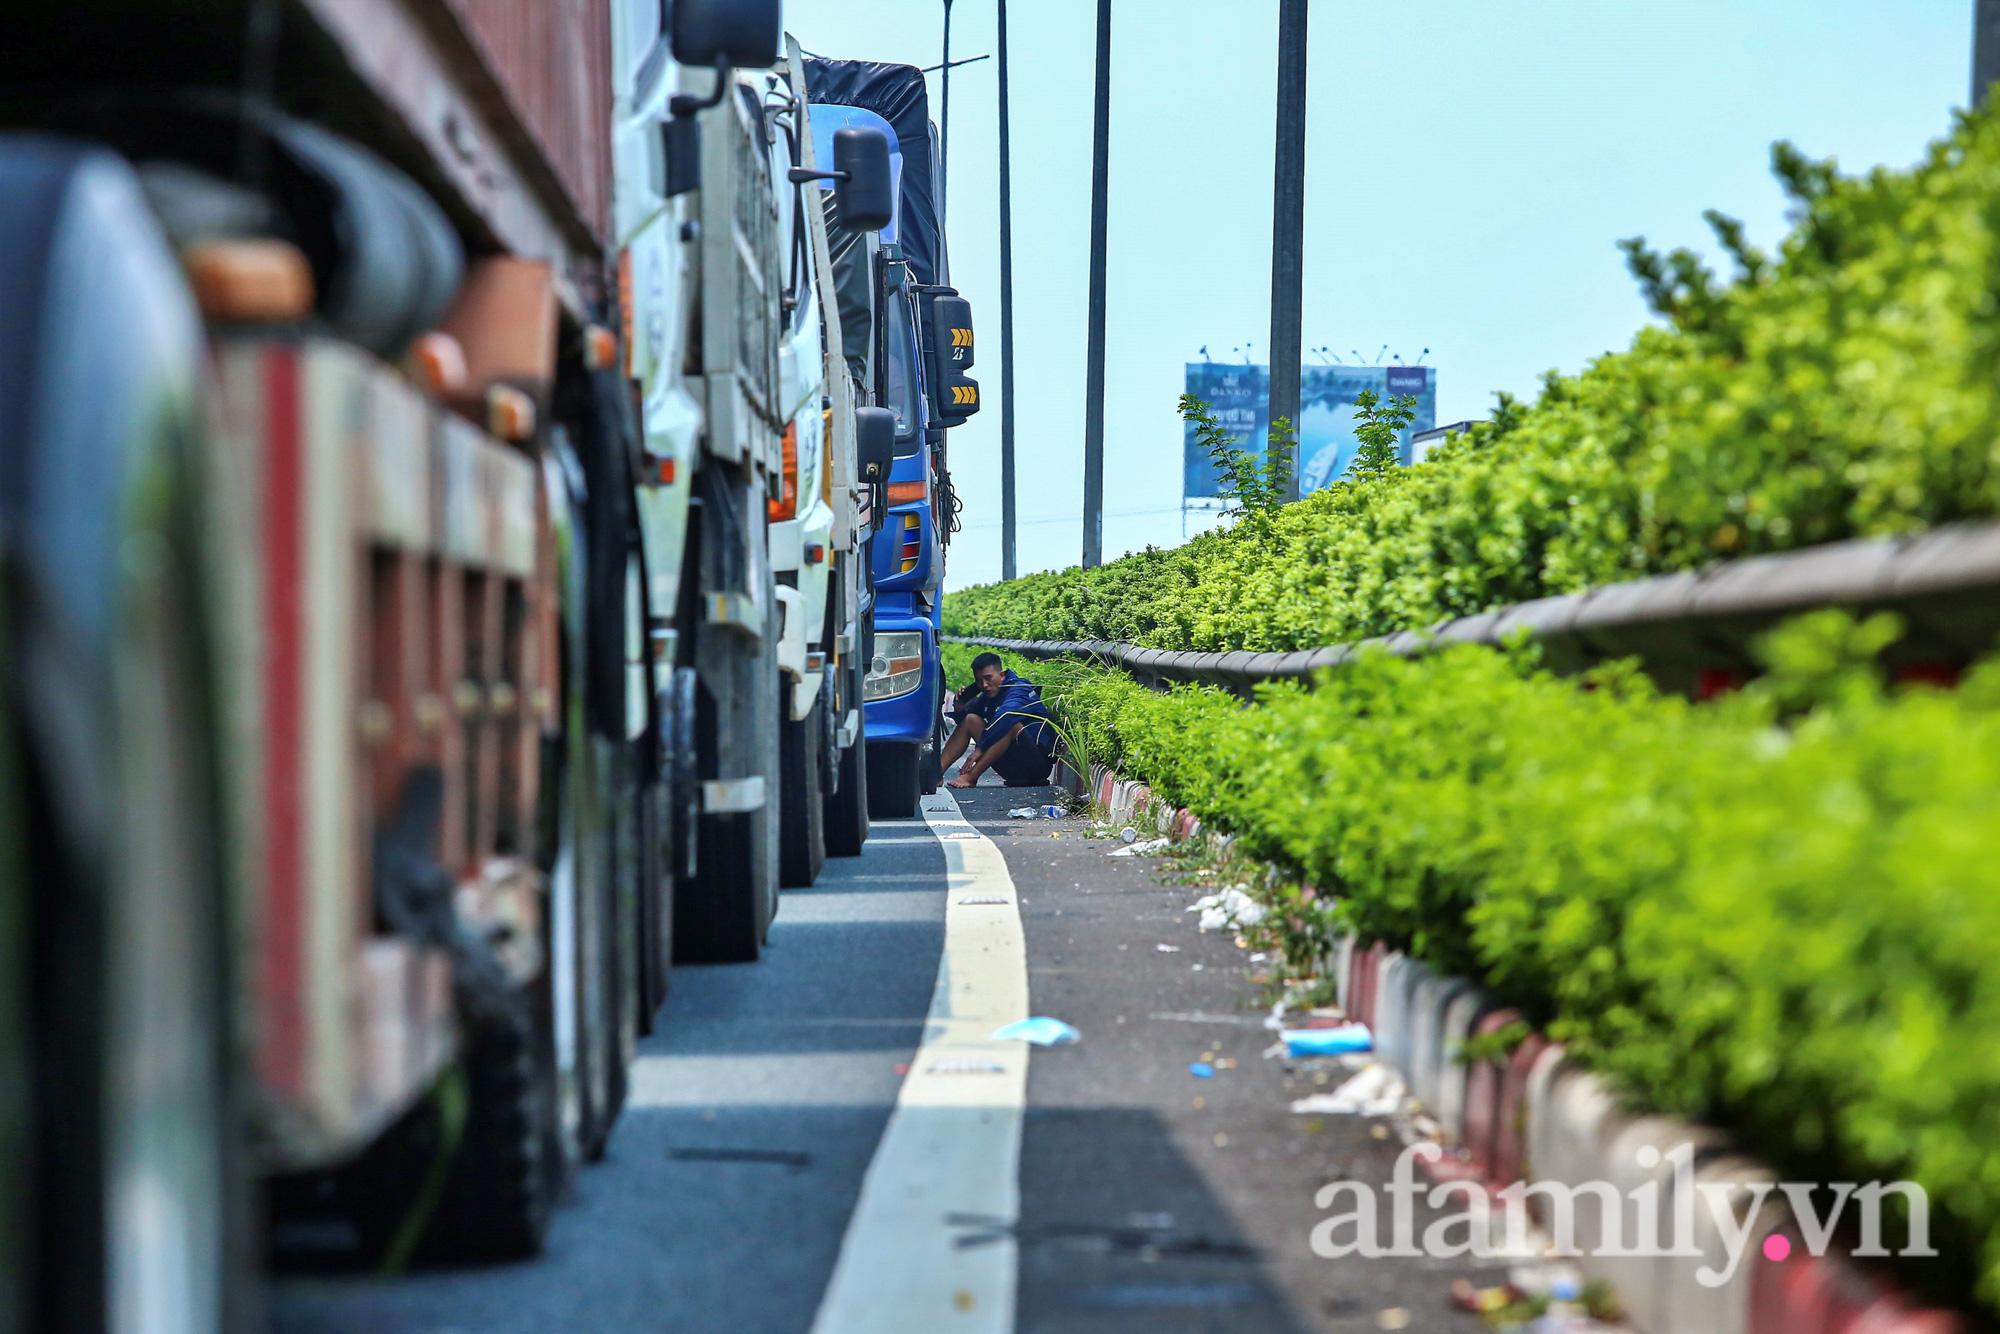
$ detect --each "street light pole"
[1082,0,1111,569]
[998,0,1018,580]
[1977,0,2000,106]
[940,0,954,220]
[1267,0,1308,503]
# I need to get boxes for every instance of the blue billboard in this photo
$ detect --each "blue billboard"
[1183,364,1437,500]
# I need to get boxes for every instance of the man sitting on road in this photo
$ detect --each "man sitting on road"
[942,653,1058,789]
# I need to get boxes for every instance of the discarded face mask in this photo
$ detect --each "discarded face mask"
[1279,1023,1372,1057]
[991,1016,1081,1046]
[1108,837,1170,858]
[1188,1062,1216,1078]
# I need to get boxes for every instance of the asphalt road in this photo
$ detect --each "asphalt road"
[270,775,1502,1333]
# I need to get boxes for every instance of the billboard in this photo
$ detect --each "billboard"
[1183,363,1436,500]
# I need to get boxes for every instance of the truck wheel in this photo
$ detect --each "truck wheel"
[920,712,944,795]
[676,811,764,961]
[1,143,246,1331]
[823,659,869,857]
[420,989,556,1261]
[778,694,826,887]
[673,672,766,963]
[867,742,922,819]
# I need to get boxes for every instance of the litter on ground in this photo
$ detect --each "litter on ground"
[1187,887,1264,929]
[1007,807,1042,819]
[1281,1023,1373,1057]
[1188,1062,1215,1078]
[1287,1061,1404,1116]
[1107,837,1170,858]
[1156,943,1180,953]
[991,1016,1081,1046]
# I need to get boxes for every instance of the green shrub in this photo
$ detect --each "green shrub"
[971,620,2000,1312]
[945,105,2000,653]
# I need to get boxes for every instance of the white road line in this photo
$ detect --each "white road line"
[808,794,1029,1334]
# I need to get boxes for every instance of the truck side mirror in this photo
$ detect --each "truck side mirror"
[925,295,979,425]
[664,0,783,196]
[832,128,893,232]
[672,0,781,67]
[855,406,897,482]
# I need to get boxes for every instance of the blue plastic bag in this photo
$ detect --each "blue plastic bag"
[991,1017,1082,1046]
[1280,1024,1372,1057]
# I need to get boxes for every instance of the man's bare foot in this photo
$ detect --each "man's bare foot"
[945,774,975,789]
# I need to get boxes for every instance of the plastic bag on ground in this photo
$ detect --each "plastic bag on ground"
[1187,886,1264,929]
[991,1016,1081,1045]
[1288,1060,1403,1115]
[1281,1023,1371,1057]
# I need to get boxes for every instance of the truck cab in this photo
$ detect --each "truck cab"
[805,58,979,815]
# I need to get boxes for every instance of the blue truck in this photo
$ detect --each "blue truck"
[804,57,981,816]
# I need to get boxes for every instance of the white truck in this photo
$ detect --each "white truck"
[609,14,893,947]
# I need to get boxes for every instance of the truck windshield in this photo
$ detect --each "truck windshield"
[883,287,921,457]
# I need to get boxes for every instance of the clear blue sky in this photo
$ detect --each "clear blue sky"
[784,0,1973,590]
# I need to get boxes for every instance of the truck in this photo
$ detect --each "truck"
[0,0,888,1327]
[803,56,982,817]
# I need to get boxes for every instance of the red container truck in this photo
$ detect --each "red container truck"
[0,1,893,1328]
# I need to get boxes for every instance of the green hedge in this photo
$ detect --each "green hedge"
[980,619,2000,1312]
[945,108,2000,652]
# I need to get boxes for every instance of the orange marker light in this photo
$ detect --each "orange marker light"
[768,423,799,522]
[886,480,927,506]
[583,324,618,372]
[486,385,537,442]
[407,331,469,397]
[182,239,314,323]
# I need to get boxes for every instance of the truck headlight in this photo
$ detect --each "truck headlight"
[863,632,925,701]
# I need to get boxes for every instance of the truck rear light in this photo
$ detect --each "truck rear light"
[886,480,927,505]
[864,631,926,700]
[182,238,313,323]
[583,323,618,371]
[805,542,826,564]
[769,421,799,521]
[618,249,635,373]
[406,331,468,396]
[822,407,836,506]
[656,456,677,485]
[486,384,537,442]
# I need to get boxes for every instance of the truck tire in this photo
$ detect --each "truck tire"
[673,667,768,963]
[920,710,943,795]
[778,693,827,887]
[421,989,556,1261]
[867,741,922,819]
[674,468,777,963]
[318,980,557,1266]
[823,657,869,857]
[0,143,248,1330]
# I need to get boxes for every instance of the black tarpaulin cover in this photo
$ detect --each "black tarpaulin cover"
[801,54,943,287]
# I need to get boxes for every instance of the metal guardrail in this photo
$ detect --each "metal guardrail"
[950,520,2000,696]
